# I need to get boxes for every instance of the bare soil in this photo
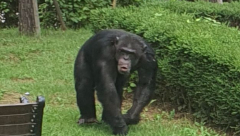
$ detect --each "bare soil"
[0,91,231,135]
[11,77,35,83]
[0,92,23,104]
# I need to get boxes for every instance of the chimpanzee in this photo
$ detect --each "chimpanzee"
[74,29,157,135]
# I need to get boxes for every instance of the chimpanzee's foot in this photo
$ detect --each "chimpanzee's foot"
[77,118,98,124]
[112,125,128,136]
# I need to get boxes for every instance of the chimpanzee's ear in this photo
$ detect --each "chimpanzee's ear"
[142,44,147,53]
[111,36,119,45]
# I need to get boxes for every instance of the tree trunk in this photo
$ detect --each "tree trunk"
[53,0,67,31]
[112,0,117,8]
[217,0,223,4]
[18,0,40,36]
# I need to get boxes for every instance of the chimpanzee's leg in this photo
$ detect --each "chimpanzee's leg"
[74,51,97,124]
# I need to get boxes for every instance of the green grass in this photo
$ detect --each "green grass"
[0,29,224,136]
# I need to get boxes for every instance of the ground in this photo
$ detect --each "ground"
[0,29,227,136]
[0,91,227,136]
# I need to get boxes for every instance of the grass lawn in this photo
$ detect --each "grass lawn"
[0,29,224,136]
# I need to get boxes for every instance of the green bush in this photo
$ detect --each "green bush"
[0,0,18,28]
[88,6,240,133]
[0,0,154,28]
[153,1,240,28]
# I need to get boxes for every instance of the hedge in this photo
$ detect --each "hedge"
[88,5,240,133]
[0,0,154,28]
[153,1,240,28]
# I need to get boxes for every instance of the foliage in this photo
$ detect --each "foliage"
[38,0,112,28]
[88,5,240,133]
[0,29,221,136]
[0,0,152,28]
[124,71,138,93]
[117,0,152,6]
[2,0,240,28]
[154,0,240,28]
[0,0,18,27]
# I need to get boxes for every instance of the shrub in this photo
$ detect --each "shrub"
[152,1,240,28]
[88,6,240,133]
[0,0,154,28]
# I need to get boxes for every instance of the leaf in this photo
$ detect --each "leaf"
[70,18,79,23]
[83,7,89,11]
[195,18,201,22]
[149,99,157,105]
[130,83,136,87]
[127,88,132,93]
[154,13,163,17]
[232,112,238,115]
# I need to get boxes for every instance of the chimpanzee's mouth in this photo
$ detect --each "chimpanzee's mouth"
[120,66,128,71]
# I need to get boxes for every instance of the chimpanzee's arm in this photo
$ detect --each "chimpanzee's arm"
[124,53,158,125]
[95,59,128,135]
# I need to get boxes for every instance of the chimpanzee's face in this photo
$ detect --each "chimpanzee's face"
[115,35,146,75]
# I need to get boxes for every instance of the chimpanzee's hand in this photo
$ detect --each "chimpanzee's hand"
[123,114,140,125]
[112,125,128,136]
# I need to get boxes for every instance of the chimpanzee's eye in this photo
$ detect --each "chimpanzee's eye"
[119,49,126,54]
[129,53,136,59]
[118,49,123,52]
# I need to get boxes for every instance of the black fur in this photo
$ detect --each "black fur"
[74,29,157,135]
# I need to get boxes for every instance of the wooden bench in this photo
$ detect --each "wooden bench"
[0,96,45,136]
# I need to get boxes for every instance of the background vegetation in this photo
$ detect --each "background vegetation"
[0,29,221,136]
[1,0,240,135]
[87,2,240,134]
[0,0,152,28]
[156,1,240,28]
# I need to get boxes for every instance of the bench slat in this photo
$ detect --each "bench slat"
[0,134,35,136]
[0,113,37,125]
[0,104,37,115]
[0,123,35,135]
